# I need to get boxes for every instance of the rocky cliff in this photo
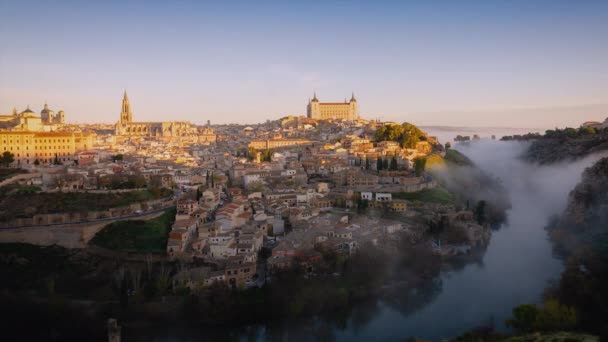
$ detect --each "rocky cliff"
[560,157,608,230]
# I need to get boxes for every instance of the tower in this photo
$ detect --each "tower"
[41,102,55,123]
[56,110,65,124]
[307,92,320,119]
[349,92,358,120]
[120,91,132,123]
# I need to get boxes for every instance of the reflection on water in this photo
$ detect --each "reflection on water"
[128,140,605,341]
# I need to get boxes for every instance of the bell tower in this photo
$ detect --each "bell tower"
[120,91,132,123]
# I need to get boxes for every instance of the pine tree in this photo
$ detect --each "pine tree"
[376,157,383,171]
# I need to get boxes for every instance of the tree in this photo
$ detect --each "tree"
[390,155,398,170]
[33,159,40,166]
[474,200,486,224]
[506,304,539,333]
[376,157,383,171]
[53,154,62,165]
[382,156,389,170]
[445,142,451,149]
[413,157,426,176]
[365,157,370,170]
[563,127,578,138]
[111,154,124,162]
[0,151,15,167]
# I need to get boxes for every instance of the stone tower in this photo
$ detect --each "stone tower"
[120,91,132,124]
[56,110,65,124]
[349,92,358,119]
[307,92,320,119]
[41,103,55,123]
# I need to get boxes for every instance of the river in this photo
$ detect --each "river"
[129,140,604,341]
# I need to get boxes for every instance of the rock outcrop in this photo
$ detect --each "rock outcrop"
[560,157,608,229]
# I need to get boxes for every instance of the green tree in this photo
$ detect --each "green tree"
[390,155,398,170]
[413,157,426,176]
[535,299,577,332]
[111,154,124,162]
[0,151,15,167]
[445,142,451,149]
[33,159,40,166]
[365,157,370,170]
[563,127,578,138]
[376,157,383,171]
[506,304,539,333]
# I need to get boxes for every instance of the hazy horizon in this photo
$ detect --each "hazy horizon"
[1,0,607,127]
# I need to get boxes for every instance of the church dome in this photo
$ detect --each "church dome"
[21,107,35,115]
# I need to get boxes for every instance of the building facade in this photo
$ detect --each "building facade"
[115,92,199,137]
[307,93,358,121]
[0,131,95,166]
[248,138,313,150]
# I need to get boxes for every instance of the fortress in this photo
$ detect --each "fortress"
[306,93,359,121]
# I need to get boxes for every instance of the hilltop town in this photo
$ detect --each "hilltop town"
[0,93,500,339]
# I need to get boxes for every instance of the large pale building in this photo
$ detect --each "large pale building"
[307,93,358,121]
[115,92,198,137]
[0,131,94,166]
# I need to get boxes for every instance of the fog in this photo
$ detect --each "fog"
[334,140,607,341]
[454,140,608,221]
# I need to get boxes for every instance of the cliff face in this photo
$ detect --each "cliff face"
[560,157,608,230]
[524,133,608,164]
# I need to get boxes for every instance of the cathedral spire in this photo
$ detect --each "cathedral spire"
[120,91,132,123]
[350,92,356,102]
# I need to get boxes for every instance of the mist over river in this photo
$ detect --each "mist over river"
[130,141,605,341]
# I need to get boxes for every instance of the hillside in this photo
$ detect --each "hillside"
[546,157,608,338]
[522,129,608,164]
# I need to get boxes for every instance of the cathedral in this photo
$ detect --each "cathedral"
[115,92,198,137]
[306,93,359,121]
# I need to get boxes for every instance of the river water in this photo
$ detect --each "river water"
[134,140,604,341]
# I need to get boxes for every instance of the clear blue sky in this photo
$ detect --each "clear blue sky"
[1,0,607,128]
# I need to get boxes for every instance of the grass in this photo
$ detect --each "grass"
[444,149,474,167]
[0,188,172,222]
[89,207,176,253]
[392,187,455,204]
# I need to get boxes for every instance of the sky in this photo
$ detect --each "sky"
[1,0,607,128]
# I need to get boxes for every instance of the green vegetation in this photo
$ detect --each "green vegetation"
[425,154,446,171]
[110,154,124,162]
[0,188,172,222]
[393,188,455,204]
[89,208,176,252]
[413,157,427,176]
[0,151,15,167]
[444,149,474,166]
[506,300,577,334]
[374,122,428,148]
